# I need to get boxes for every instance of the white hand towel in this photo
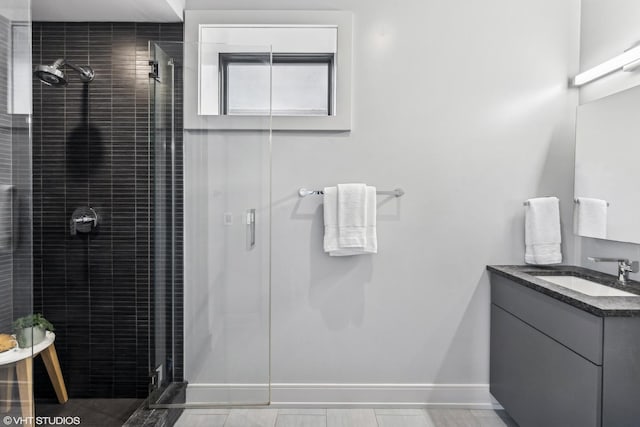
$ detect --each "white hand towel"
[575,197,607,239]
[338,183,368,247]
[323,186,340,253]
[524,197,562,265]
[323,185,377,256]
[331,186,377,256]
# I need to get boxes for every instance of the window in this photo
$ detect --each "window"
[185,11,353,130]
[219,53,334,116]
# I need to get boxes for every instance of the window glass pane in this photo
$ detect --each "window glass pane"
[225,58,332,117]
[226,63,271,115]
[272,63,329,116]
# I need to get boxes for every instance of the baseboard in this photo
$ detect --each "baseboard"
[186,384,270,404]
[185,383,501,409]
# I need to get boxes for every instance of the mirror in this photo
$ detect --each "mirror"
[574,84,640,243]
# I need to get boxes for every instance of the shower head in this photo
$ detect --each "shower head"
[34,58,95,87]
[34,64,67,86]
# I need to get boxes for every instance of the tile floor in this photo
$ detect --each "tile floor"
[35,398,143,427]
[174,408,518,427]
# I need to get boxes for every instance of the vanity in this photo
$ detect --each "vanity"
[488,265,640,427]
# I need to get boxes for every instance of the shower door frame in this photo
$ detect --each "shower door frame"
[148,41,179,407]
[148,40,273,409]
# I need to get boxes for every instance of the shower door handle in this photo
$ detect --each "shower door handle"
[246,209,256,249]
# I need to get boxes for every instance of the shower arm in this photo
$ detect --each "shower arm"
[53,58,95,82]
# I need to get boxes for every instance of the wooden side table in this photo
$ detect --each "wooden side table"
[0,332,68,426]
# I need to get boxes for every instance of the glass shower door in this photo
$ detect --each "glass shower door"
[149,41,179,407]
[149,41,272,408]
[0,1,33,421]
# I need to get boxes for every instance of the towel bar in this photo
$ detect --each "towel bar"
[298,187,405,198]
[522,199,610,206]
[574,198,610,207]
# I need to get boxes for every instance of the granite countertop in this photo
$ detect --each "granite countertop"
[487,265,640,317]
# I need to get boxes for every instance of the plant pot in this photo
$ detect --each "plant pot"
[16,326,46,348]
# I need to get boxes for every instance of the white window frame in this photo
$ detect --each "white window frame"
[219,52,335,116]
[184,10,352,131]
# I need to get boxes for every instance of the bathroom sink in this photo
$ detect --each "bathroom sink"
[535,275,639,297]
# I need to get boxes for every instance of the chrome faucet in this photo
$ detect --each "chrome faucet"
[588,257,640,284]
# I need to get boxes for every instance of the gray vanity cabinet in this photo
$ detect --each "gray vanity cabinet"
[491,273,640,427]
[491,275,601,427]
[601,316,640,426]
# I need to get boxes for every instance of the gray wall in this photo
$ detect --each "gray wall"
[576,0,640,277]
[184,0,581,405]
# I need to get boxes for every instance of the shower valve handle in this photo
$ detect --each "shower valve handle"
[74,216,97,226]
[70,207,99,236]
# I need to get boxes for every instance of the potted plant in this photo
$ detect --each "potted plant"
[13,313,54,348]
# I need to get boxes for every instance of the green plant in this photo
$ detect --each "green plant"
[13,313,55,332]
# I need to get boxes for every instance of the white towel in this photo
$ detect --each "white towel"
[338,183,368,247]
[323,184,377,256]
[323,186,340,253]
[574,197,607,239]
[524,197,562,265]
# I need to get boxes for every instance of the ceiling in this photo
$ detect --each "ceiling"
[32,0,184,22]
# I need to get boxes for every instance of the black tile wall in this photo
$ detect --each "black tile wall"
[10,116,34,325]
[32,22,183,398]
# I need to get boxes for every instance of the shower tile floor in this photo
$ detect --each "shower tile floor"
[174,408,518,427]
[35,398,143,427]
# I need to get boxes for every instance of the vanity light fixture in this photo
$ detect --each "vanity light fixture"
[622,58,640,72]
[573,44,640,87]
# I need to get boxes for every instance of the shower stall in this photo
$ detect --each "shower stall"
[148,40,272,408]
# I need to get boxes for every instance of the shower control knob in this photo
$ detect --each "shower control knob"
[70,207,99,236]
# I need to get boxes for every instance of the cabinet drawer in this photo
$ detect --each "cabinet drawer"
[491,305,602,427]
[491,274,603,364]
